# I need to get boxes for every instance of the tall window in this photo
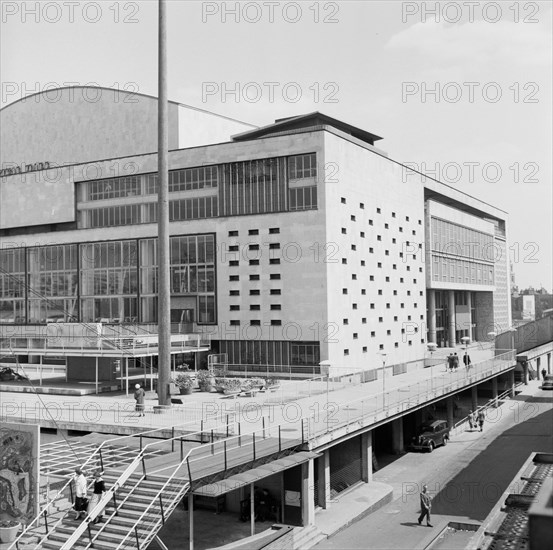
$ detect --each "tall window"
[289,153,317,180]
[0,248,25,323]
[140,234,216,324]
[27,245,78,323]
[220,158,286,216]
[80,240,138,323]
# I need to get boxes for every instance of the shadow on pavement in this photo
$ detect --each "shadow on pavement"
[431,397,553,522]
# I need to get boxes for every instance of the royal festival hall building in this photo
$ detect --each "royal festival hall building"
[0,86,511,381]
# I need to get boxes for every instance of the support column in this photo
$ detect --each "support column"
[428,290,437,344]
[188,493,194,550]
[548,353,551,374]
[446,397,455,428]
[522,361,529,385]
[361,431,373,483]
[316,451,331,509]
[492,377,498,408]
[466,291,472,340]
[509,370,516,398]
[302,459,315,526]
[391,418,404,455]
[250,483,255,536]
[471,386,478,411]
[448,290,456,347]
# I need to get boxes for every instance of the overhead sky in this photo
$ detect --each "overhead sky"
[1,0,551,290]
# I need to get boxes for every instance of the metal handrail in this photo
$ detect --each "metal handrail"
[451,385,518,433]
[8,417,224,550]
[303,350,516,440]
[109,418,307,550]
[58,419,240,550]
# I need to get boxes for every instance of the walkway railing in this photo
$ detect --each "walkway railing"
[303,350,516,441]
[9,418,219,550]
[0,399,235,431]
[58,415,306,550]
[450,384,521,437]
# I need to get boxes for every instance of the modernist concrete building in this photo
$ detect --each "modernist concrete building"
[0,86,511,377]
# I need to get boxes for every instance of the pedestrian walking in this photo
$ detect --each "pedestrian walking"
[418,484,433,527]
[447,353,454,372]
[134,383,146,417]
[463,352,472,371]
[477,409,485,432]
[468,410,476,430]
[541,368,547,381]
[73,468,88,520]
[453,353,459,371]
[88,470,107,524]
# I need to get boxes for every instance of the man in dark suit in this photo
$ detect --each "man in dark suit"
[418,485,433,527]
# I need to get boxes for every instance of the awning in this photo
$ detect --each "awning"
[192,451,320,497]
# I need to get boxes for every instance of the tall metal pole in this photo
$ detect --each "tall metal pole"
[157,0,171,406]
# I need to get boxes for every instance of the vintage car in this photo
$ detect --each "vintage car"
[409,420,450,452]
[541,374,553,390]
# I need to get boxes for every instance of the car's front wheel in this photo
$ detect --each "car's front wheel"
[443,436,448,446]
[428,442,435,452]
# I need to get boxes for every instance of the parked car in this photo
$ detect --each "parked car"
[541,374,553,390]
[409,420,450,452]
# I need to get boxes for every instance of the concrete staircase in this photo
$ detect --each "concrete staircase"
[289,525,326,549]
[39,473,188,550]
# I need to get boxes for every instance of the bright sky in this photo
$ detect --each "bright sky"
[1,1,552,290]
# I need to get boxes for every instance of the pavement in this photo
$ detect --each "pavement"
[312,378,553,550]
[0,345,507,438]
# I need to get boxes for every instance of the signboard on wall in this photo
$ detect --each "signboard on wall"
[0,422,40,524]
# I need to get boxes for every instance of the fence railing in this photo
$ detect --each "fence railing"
[302,350,516,441]
[450,384,519,437]
[9,418,220,550]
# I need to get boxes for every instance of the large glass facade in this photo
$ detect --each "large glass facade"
[140,235,216,324]
[27,245,78,322]
[0,234,216,325]
[430,217,495,286]
[80,240,138,322]
[217,339,320,366]
[219,158,286,216]
[77,154,318,229]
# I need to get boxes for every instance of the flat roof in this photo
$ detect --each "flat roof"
[192,451,320,497]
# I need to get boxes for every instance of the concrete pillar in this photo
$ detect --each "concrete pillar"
[361,431,373,483]
[302,459,315,526]
[446,397,455,428]
[391,418,404,455]
[492,377,498,408]
[521,361,529,385]
[188,493,194,550]
[428,290,437,344]
[471,386,478,411]
[466,291,472,340]
[448,290,456,347]
[548,353,551,374]
[316,450,331,509]
[509,370,516,398]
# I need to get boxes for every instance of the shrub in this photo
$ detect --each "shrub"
[174,373,194,390]
[220,378,243,393]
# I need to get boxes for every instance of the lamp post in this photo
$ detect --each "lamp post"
[427,342,437,391]
[379,352,387,408]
